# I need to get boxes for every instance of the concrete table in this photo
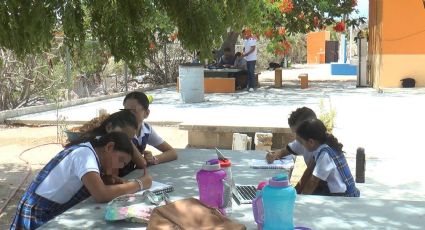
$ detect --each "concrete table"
[40,149,425,230]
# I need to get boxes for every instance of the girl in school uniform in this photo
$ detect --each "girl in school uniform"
[79,109,148,184]
[10,132,152,230]
[120,91,177,176]
[295,118,360,197]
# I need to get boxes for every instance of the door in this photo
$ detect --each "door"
[325,41,339,63]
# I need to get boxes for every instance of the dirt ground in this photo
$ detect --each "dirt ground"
[0,124,304,228]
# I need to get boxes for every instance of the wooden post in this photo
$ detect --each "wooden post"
[299,73,308,89]
[275,68,282,88]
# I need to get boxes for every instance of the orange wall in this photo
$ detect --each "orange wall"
[381,0,425,54]
[306,31,330,64]
[369,0,425,88]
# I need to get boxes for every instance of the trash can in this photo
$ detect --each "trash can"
[178,63,204,103]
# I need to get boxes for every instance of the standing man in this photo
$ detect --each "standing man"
[242,29,257,92]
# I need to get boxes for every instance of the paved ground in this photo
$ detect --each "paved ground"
[2,64,425,226]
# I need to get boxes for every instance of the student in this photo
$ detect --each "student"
[80,109,148,184]
[10,132,153,230]
[121,91,177,176]
[233,52,247,70]
[265,107,317,193]
[295,118,360,197]
[218,47,235,68]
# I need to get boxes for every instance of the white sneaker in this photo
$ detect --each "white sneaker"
[249,88,254,92]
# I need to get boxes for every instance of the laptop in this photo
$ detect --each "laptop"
[215,148,257,205]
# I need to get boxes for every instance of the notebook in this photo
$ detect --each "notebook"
[250,156,294,170]
[136,181,174,196]
[233,184,257,205]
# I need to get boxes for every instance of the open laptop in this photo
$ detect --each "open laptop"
[215,148,258,205]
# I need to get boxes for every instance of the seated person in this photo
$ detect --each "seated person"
[121,91,177,176]
[10,132,152,230]
[233,52,247,70]
[218,47,235,68]
[295,118,360,197]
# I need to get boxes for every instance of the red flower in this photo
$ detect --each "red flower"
[333,21,345,32]
[298,12,305,20]
[264,29,273,38]
[278,27,286,35]
[351,0,357,7]
[149,42,155,50]
[279,0,294,14]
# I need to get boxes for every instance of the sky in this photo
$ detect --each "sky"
[355,0,369,18]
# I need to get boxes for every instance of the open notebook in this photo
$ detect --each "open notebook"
[136,181,174,195]
[250,156,294,170]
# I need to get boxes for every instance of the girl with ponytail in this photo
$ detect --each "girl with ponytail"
[295,118,360,197]
[11,132,152,230]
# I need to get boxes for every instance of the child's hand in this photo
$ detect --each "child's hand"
[144,151,155,165]
[266,150,276,164]
[138,174,153,190]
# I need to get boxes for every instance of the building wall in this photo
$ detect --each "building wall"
[306,31,330,64]
[369,0,425,88]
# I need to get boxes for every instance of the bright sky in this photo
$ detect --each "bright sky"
[355,0,369,18]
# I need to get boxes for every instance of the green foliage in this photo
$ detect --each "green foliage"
[0,0,261,67]
[318,98,337,133]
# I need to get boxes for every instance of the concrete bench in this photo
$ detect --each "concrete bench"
[179,123,294,150]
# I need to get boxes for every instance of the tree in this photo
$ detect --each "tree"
[255,0,365,58]
[0,0,261,68]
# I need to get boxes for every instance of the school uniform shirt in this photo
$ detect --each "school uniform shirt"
[287,140,314,165]
[312,144,347,193]
[243,37,257,61]
[35,142,99,204]
[133,122,164,147]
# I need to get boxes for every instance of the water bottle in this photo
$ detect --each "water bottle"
[196,159,226,214]
[252,181,268,230]
[262,173,296,230]
[219,159,234,216]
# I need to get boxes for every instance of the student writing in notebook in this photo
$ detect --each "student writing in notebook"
[77,109,148,184]
[295,119,360,197]
[265,107,317,193]
[10,132,152,230]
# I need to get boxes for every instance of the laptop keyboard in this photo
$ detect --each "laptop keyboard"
[233,185,257,204]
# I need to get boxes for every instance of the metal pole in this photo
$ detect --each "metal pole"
[65,46,71,100]
[124,63,128,93]
[164,43,168,84]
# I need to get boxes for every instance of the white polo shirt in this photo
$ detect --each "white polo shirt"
[287,140,314,165]
[312,144,346,193]
[243,37,257,61]
[134,122,164,147]
[35,143,99,204]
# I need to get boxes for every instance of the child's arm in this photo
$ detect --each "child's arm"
[300,175,320,195]
[131,142,147,169]
[294,161,315,193]
[266,148,290,163]
[147,141,177,165]
[82,172,152,203]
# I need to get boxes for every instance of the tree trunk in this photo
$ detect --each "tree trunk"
[214,31,240,60]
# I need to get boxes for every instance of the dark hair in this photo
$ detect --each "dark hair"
[224,47,231,52]
[296,119,343,153]
[91,132,134,155]
[91,110,138,136]
[123,91,149,110]
[288,107,317,128]
[70,110,138,145]
[66,132,134,156]
[235,52,242,57]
